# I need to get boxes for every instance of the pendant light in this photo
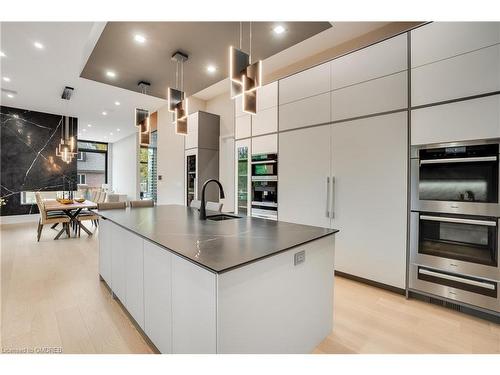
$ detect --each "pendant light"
[167,51,189,135]
[229,22,262,115]
[56,88,77,164]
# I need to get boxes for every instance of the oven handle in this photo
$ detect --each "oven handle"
[251,160,277,165]
[419,215,497,227]
[420,156,497,165]
[418,268,496,290]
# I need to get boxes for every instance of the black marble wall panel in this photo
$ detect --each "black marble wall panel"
[0,106,77,216]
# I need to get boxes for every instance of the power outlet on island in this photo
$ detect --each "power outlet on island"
[294,250,305,266]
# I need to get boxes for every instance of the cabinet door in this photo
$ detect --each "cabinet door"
[98,219,112,285]
[278,124,332,228]
[124,231,144,329]
[251,133,277,155]
[411,94,500,145]
[144,240,172,354]
[332,71,407,121]
[279,92,331,131]
[252,107,277,136]
[171,256,217,353]
[331,112,407,288]
[411,44,500,106]
[257,81,278,111]
[279,62,331,105]
[332,33,407,90]
[110,223,126,302]
[235,114,251,139]
[185,113,198,149]
[411,22,500,67]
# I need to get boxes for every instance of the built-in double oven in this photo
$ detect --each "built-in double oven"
[409,140,500,313]
[251,153,278,220]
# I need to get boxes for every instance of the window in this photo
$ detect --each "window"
[139,131,157,201]
[77,140,108,189]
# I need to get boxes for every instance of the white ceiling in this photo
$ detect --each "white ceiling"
[0,22,166,143]
[194,22,390,100]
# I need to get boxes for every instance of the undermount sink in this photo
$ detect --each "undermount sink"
[206,214,241,221]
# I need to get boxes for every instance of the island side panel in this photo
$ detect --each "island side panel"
[216,235,335,354]
[98,219,112,285]
[171,255,217,354]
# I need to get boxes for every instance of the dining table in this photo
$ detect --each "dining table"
[44,199,98,237]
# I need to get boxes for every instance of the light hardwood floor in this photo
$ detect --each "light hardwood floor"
[1,222,499,354]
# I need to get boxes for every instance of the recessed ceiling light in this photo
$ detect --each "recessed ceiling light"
[102,111,107,116]
[0,51,6,57]
[106,70,116,78]
[82,128,87,132]
[103,136,108,139]
[207,65,216,73]
[114,101,120,106]
[110,132,114,136]
[33,41,44,49]
[117,128,121,132]
[87,124,92,127]
[7,93,14,98]
[273,25,286,35]
[134,34,146,44]
[2,77,11,82]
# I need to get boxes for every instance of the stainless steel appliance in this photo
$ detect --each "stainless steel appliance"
[251,153,278,220]
[411,139,500,217]
[409,140,500,314]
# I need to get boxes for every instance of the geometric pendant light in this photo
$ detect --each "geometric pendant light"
[56,86,77,164]
[167,51,189,135]
[229,22,262,115]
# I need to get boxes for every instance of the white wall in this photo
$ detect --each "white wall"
[111,132,139,200]
[206,92,235,212]
[156,105,185,205]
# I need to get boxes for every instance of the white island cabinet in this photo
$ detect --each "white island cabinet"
[99,211,336,354]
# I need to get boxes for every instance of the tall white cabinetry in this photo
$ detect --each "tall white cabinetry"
[410,22,500,145]
[278,33,408,289]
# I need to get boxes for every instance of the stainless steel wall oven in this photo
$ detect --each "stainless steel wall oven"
[251,153,278,220]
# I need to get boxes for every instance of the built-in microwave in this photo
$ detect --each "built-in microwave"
[251,153,278,180]
[411,140,500,217]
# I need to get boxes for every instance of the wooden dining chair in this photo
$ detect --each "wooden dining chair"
[76,211,100,237]
[129,200,154,208]
[35,198,70,241]
[97,202,127,210]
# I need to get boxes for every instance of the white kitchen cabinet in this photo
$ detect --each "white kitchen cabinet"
[171,256,217,354]
[278,92,331,131]
[98,219,112,285]
[279,62,331,105]
[110,223,126,302]
[144,240,172,354]
[124,229,144,329]
[251,133,277,155]
[411,22,500,68]
[278,124,332,229]
[411,94,500,145]
[257,81,278,111]
[331,33,407,90]
[252,107,278,136]
[235,114,251,139]
[185,112,199,150]
[331,112,407,289]
[411,44,500,106]
[331,71,407,121]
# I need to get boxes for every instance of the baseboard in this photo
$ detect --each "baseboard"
[334,270,406,295]
[0,214,39,225]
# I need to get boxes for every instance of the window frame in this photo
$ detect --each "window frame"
[77,139,108,184]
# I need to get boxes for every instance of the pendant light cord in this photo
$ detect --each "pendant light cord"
[249,22,252,64]
[239,22,242,50]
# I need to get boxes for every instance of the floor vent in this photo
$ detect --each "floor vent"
[429,297,461,311]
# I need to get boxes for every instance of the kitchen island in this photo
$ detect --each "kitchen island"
[98,204,338,354]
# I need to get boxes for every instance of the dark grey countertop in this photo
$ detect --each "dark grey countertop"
[99,204,338,274]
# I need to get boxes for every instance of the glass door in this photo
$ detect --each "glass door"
[237,145,249,215]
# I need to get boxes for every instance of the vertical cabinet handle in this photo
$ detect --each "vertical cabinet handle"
[330,176,335,219]
[326,176,330,218]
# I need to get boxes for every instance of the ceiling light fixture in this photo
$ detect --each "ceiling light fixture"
[273,25,286,34]
[167,51,189,135]
[207,65,216,73]
[0,51,5,57]
[87,124,92,127]
[106,70,116,78]
[134,34,146,44]
[110,132,113,136]
[2,77,11,82]
[7,93,14,98]
[82,128,87,132]
[114,101,121,106]
[117,128,121,132]
[34,41,44,49]
[229,22,262,115]
[102,111,107,116]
